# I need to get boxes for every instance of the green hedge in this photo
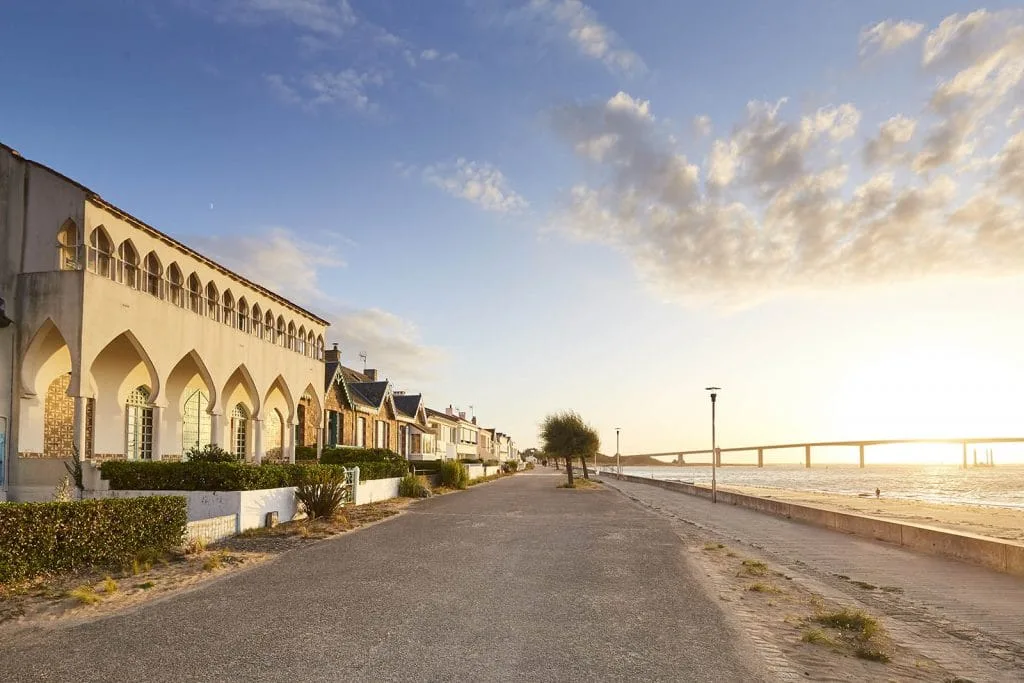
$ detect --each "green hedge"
[295,446,318,461]
[0,497,187,583]
[100,461,406,490]
[409,460,444,472]
[460,458,483,464]
[320,447,400,464]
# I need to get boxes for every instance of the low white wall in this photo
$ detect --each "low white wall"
[355,476,401,505]
[465,464,484,479]
[87,487,299,531]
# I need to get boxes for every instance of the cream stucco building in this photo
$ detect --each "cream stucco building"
[0,143,328,501]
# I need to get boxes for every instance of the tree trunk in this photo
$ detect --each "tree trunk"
[580,456,590,480]
[565,456,575,487]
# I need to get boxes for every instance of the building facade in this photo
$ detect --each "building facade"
[323,350,400,452]
[0,144,328,500]
[425,407,458,461]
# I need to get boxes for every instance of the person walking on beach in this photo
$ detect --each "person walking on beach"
[875,488,881,498]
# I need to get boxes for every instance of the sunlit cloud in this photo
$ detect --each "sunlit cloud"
[420,158,529,213]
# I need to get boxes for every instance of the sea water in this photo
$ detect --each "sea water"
[616,464,1024,510]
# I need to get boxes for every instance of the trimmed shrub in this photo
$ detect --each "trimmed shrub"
[295,446,318,461]
[320,447,401,465]
[459,458,483,464]
[501,461,519,474]
[100,461,405,490]
[0,497,187,583]
[483,459,500,467]
[185,444,240,463]
[398,473,431,498]
[295,468,349,519]
[438,460,469,490]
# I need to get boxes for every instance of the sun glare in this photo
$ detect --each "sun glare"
[832,344,1020,447]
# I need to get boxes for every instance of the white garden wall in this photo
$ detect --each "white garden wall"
[87,486,299,531]
[354,476,401,505]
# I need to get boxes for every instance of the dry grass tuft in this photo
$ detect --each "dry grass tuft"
[67,586,101,605]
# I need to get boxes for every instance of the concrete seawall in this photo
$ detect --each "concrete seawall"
[604,473,1024,578]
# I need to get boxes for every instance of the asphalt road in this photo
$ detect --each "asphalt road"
[1,473,762,682]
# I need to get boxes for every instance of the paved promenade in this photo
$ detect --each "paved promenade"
[600,475,1024,679]
[0,474,761,682]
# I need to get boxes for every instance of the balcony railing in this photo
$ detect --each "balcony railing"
[57,244,326,360]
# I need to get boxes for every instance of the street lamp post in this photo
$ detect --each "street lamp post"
[705,387,720,503]
[615,427,621,480]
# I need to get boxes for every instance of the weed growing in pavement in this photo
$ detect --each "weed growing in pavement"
[746,582,782,594]
[703,542,726,551]
[101,577,117,594]
[739,559,770,577]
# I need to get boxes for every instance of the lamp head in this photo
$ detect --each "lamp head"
[705,386,720,402]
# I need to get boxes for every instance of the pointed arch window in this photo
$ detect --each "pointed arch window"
[182,389,212,455]
[316,335,325,361]
[206,282,220,322]
[223,291,235,328]
[58,219,80,270]
[125,386,153,460]
[144,252,163,298]
[188,274,203,314]
[264,311,275,343]
[277,317,287,347]
[237,298,250,333]
[118,241,140,289]
[88,228,114,279]
[287,322,297,351]
[168,264,184,307]
[251,304,263,337]
[231,404,249,459]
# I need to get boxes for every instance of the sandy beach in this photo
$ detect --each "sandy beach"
[721,485,1024,543]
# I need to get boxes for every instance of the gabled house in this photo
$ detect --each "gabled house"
[323,345,399,452]
[478,427,496,461]
[393,392,432,460]
[425,407,458,460]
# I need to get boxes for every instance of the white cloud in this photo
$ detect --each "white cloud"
[922,10,994,67]
[859,19,924,58]
[692,115,712,137]
[421,158,529,213]
[326,308,447,381]
[221,0,356,37]
[195,227,445,380]
[265,69,385,112]
[193,227,345,302]
[546,70,1024,304]
[863,115,917,166]
[523,0,645,75]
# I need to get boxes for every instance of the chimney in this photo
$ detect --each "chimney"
[472,416,477,425]
[459,411,466,420]
[446,405,455,416]
[324,343,341,363]
[364,368,377,381]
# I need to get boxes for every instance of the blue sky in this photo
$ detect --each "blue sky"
[4,1,1024,458]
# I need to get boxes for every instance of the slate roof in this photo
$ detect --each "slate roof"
[425,407,459,424]
[348,380,390,409]
[394,394,423,420]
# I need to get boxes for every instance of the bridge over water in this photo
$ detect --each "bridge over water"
[624,437,1024,468]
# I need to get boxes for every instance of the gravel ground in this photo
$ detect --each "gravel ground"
[0,473,763,682]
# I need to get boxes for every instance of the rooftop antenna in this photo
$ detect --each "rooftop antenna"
[359,352,367,371]
[469,404,475,419]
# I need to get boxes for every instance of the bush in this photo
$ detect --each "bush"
[185,444,240,463]
[483,459,500,467]
[295,468,349,519]
[398,474,431,498]
[0,496,188,583]
[525,462,535,471]
[438,460,469,490]
[295,446,318,461]
[345,460,410,481]
[102,461,335,491]
[501,461,519,474]
[320,447,401,465]
[459,458,483,464]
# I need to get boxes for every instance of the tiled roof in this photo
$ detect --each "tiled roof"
[341,365,372,383]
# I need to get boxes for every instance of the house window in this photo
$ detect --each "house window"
[181,389,211,455]
[231,404,248,459]
[125,386,153,461]
[327,412,340,447]
[356,417,366,448]
[296,404,306,447]
[375,420,385,448]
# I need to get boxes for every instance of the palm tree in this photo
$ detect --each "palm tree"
[540,411,600,488]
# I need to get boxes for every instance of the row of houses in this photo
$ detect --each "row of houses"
[0,142,517,502]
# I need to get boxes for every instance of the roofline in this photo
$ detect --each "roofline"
[1,141,329,327]
[88,196,330,326]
